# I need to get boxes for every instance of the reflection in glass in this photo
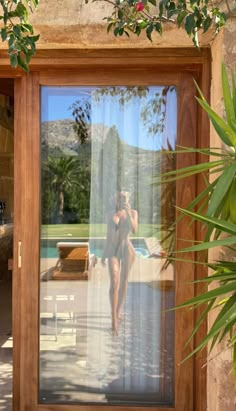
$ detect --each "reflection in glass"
[39,86,177,405]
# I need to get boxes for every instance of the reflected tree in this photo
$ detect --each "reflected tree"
[46,156,79,224]
[71,86,175,144]
[42,155,91,225]
[70,98,91,144]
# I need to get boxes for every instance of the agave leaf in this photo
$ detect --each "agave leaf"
[174,146,235,160]
[208,311,236,354]
[176,236,236,253]
[184,299,215,348]
[196,97,236,147]
[163,72,236,374]
[210,118,235,148]
[209,303,236,335]
[194,78,205,101]
[219,313,236,344]
[180,305,236,364]
[209,318,236,354]
[172,281,236,309]
[175,146,227,158]
[167,256,206,266]
[208,166,231,175]
[175,179,218,226]
[232,69,236,118]
[207,165,236,217]
[215,260,236,268]
[159,160,225,178]
[190,179,218,210]
[209,293,236,348]
[157,162,225,184]
[213,189,232,240]
[189,272,236,284]
[196,196,213,218]
[222,63,236,133]
[176,208,236,235]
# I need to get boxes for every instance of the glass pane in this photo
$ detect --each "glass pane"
[39,85,177,405]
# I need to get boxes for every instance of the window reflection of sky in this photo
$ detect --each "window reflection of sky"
[41,86,177,151]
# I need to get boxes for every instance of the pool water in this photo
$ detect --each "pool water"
[41,244,150,259]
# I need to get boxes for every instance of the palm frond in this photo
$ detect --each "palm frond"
[165,63,236,375]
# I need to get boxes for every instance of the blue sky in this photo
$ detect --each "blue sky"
[41,86,177,151]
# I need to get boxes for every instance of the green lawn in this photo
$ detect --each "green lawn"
[41,224,161,239]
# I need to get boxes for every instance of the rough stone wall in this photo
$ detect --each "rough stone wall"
[27,0,214,48]
[208,15,236,411]
[29,2,236,410]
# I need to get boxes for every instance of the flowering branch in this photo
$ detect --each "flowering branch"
[89,0,228,47]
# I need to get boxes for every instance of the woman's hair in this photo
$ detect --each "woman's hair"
[117,190,130,204]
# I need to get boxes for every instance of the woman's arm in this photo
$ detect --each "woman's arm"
[125,207,138,234]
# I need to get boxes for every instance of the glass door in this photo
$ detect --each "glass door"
[15,65,202,411]
[39,85,177,405]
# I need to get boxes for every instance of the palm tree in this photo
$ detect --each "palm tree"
[46,156,79,224]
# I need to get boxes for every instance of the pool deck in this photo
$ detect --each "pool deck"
[39,257,174,404]
[0,280,12,411]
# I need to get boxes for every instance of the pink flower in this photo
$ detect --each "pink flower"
[135,2,144,12]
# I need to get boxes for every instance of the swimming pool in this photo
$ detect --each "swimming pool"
[40,238,150,259]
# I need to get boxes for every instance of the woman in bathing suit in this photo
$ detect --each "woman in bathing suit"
[101,191,138,335]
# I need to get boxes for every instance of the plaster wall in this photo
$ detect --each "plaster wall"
[207,16,236,411]
[27,0,214,48]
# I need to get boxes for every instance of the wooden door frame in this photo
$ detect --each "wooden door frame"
[0,47,210,411]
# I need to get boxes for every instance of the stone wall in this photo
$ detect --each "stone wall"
[26,0,214,49]
[208,15,236,411]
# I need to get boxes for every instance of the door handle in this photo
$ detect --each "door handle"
[18,241,22,269]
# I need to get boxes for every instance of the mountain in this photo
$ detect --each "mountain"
[41,118,174,225]
[41,119,114,158]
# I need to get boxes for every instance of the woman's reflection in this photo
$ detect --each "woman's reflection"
[102,191,138,335]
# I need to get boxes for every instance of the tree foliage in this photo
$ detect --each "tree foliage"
[92,0,230,47]
[0,0,39,72]
[70,86,175,144]
[0,1,235,70]
[45,156,81,223]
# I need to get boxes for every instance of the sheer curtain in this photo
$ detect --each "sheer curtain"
[39,85,176,405]
[86,87,176,400]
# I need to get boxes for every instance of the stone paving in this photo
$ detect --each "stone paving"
[39,258,175,405]
[0,257,174,409]
[0,280,12,411]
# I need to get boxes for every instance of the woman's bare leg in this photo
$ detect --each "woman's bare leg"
[117,250,135,320]
[108,257,120,334]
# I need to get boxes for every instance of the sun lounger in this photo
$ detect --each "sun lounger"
[52,242,96,280]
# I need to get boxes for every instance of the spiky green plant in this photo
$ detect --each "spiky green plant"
[159,63,236,378]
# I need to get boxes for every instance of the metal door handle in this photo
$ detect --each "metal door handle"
[18,241,22,269]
